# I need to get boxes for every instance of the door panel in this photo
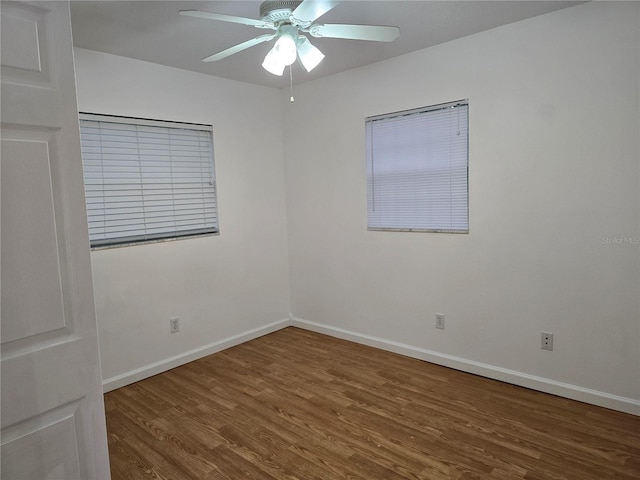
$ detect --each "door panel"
[1,1,111,478]
[0,1,52,86]
[1,135,66,343]
[1,401,83,480]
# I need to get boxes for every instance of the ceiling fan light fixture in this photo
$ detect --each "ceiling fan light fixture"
[297,36,324,72]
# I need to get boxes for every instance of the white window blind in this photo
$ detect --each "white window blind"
[366,101,469,232]
[79,114,218,247]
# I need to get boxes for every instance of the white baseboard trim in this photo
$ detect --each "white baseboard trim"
[102,318,290,393]
[290,316,640,416]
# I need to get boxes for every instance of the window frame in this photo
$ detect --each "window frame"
[79,112,219,249]
[365,100,469,234]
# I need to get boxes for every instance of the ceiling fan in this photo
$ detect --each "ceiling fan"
[179,0,400,76]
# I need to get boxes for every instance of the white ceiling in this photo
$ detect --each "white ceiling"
[70,1,584,89]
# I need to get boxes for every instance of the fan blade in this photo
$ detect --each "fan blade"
[290,0,340,26]
[179,10,274,29]
[309,23,399,42]
[202,34,277,62]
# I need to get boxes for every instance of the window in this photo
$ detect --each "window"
[366,100,468,232]
[79,113,218,247]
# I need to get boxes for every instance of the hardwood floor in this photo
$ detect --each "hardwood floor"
[104,327,640,479]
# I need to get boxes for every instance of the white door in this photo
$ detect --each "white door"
[1,1,111,478]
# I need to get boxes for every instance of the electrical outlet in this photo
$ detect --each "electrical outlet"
[170,317,180,334]
[541,332,553,351]
[435,313,445,330]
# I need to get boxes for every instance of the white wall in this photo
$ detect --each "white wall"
[283,2,640,408]
[74,2,639,412]
[74,49,291,387]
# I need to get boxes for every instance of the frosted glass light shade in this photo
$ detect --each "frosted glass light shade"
[262,29,298,76]
[273,34,297,65]
[262,48,286,75]
[297,36,324,72]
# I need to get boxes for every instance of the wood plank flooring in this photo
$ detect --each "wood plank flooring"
[104,327,640,479]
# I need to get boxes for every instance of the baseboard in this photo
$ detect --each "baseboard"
[102,318,290,392]
[102,315,639,415]
[290,316,640,416]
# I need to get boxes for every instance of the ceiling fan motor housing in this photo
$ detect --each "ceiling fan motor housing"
[260,1,302,23]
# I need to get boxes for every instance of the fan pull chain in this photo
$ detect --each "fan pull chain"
[289,66,295,103]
